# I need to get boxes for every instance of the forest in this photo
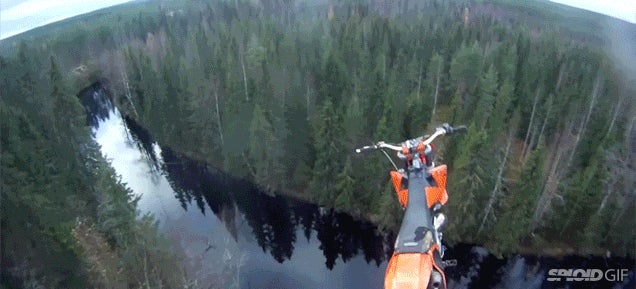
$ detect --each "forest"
[1,0,635,287]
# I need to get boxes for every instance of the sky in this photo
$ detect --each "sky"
[0,0,133,40]
[1,0,635,40]
[551,0,636,24]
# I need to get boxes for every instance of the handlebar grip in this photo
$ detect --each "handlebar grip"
[441,123,467,135]
[453,125,467,132]
[355,145,377,153]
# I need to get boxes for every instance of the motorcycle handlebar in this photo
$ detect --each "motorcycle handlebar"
[445,124,467,135]
[355,123,466,153]
[355,145,378,153]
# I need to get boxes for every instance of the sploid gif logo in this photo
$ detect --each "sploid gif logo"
[547,268,629,282]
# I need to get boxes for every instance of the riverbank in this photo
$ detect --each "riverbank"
[111,100,631,261]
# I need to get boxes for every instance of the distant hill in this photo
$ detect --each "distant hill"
[480,0,636,45]
[2,0,635,54]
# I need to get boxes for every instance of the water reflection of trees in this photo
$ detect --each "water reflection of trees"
[158,146,389,269]
[122,115,159,167]
[104,105,391,268]
[79,82,114,128]
[82,84,160,175]
[84,81,391,271]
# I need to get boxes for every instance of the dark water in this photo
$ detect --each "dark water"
[80,83,634,289]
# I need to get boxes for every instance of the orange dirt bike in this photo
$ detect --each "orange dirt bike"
[356,123,465,289]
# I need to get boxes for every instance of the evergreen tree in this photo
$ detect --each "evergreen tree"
[424,52,445,117]
[474,64,498,128]
[364,69,387,132]
[248,103,286,191]
[446,123,490,241]
[319,51,349,106]
[495,42,517,80]
[50,56,86,177]
[490,142,546,256]
[449,42,483,108]
[335,157,356,212]
[310,99,344,205]
[487,79,513,134]
[342,92,365,147]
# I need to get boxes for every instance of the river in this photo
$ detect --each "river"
[80,83,634,289]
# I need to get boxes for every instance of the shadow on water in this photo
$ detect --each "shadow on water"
[79,82,390,269]
[79,82,634,289]
[150,140,389,268]
[78,81,114,128]
[445,243,635,289]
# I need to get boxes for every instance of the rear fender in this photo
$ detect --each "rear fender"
[384,253,432,289]
[384,246,447,289]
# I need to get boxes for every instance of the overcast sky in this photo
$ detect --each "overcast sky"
[1,0,635,40]
[0,0,132,40]
[551,0,636,24]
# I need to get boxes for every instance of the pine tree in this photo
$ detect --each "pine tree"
[319,51,349,106]
[364,69,387,133]
[490,142,546,256]
[50,56,86,175]
[335,157,356,212]
[342,93,364,147]
[248,103,285,192]
[16,42,36,106]
[446,123,490,241]
[424,52,444,117]
[474,64,498,127]
[310,99,344,205]
[487,79,513,134]
[449,41,483,110]
[495,42,517,80]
